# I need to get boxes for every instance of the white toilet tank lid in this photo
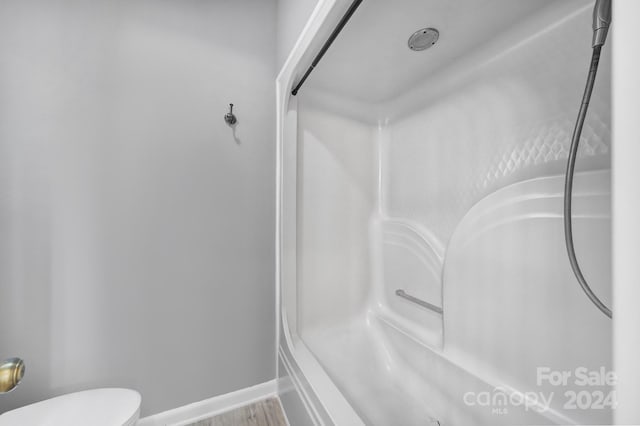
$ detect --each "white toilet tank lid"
[0,388,141,426]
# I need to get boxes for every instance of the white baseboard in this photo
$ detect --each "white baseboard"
[138,380,278,426]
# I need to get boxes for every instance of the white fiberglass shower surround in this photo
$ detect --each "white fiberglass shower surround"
[276,0,612,425]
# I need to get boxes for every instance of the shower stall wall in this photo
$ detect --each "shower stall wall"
[277,0,612,425]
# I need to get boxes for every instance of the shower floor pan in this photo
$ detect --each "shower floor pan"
[302,310,575,426]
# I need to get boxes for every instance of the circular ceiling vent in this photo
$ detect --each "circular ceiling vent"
[408,28,439,51]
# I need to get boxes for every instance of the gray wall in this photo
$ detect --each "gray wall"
[276,0,319,70]
[0,0,276,416]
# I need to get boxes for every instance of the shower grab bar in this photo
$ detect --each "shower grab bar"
[395,289,443,315]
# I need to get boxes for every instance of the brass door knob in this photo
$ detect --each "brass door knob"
[0,358,25,393]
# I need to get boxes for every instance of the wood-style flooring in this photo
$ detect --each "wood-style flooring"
[186,398,287,426]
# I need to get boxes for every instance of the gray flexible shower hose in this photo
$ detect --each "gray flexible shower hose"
[564,45,612,318]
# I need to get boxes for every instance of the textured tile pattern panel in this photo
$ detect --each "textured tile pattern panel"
[384,5,611,245]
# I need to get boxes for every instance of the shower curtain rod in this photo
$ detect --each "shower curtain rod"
[291,0,364,96]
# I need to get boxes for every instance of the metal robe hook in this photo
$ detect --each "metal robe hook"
[224,103,237,125]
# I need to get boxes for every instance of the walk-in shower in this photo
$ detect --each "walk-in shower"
[277,0,613,424]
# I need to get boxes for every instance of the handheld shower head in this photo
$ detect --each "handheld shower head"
[563,0,613,318]
[592,0,612,47]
